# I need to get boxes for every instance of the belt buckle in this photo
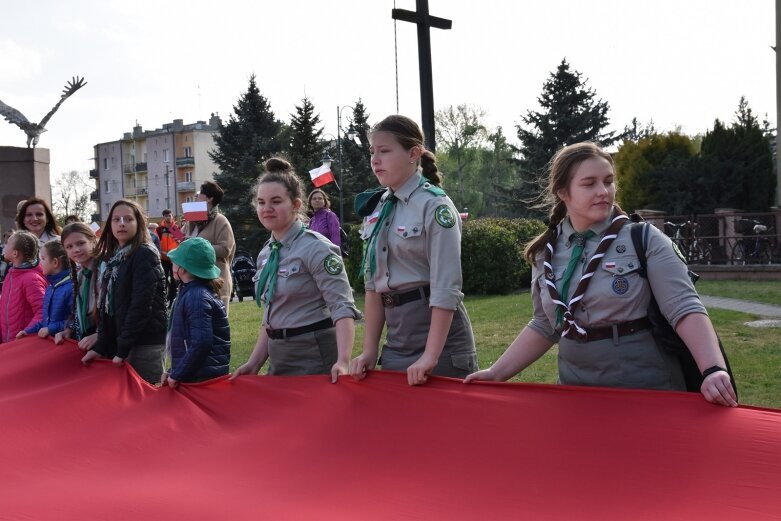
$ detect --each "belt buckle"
[381,293,395,308]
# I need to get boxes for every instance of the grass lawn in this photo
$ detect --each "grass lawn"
[229,291,781,409]
[696,279,781,306]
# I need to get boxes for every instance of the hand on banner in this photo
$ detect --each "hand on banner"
[349,353,377,381]
[229,362,262,381]
[38,327,50,338]
[330,360,349,384]
[81,349,102,365]
[54,328,72,345]
[407,353,437,386]
[463,368,499,384]
[112,356,125,367]
[701,371,738,407]
[77,333,97,352]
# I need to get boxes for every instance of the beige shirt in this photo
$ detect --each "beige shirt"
[528,215,706,342]
[362,171,464,310]
[256,220,360,329]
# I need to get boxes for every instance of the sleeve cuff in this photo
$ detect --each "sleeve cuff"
[429,288,463,310]
[526,319,560,344]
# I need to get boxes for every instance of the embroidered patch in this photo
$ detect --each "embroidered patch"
[323,254,343,275]
[671,242,687,263]
[612,276,629,295]
[615,244,626,253]
[434,205,456,228]
[605,261,616,269]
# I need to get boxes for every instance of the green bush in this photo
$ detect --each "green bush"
[461,218,546,294]
[342,223,365,293]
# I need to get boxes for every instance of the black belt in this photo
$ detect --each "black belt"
[582,317,651,342]
[266,318,334,340]
[381,286,431,308]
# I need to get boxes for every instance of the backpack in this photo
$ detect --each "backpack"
[629,216,738,397]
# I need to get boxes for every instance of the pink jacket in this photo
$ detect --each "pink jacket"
[0,264,47,343]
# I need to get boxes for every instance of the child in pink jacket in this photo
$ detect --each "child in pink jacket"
[1,231,47,343]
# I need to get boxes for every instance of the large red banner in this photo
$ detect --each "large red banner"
[1,336,779,520]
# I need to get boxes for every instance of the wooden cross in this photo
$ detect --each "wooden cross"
[392,0,452,152]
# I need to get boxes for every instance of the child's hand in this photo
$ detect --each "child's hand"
[77,333,98,352]
[112,356,124,366]
[54,329,71,345]
[166,376,179,389]
[37,327,50,338]
[15,330,27,339]
[81,350,102,365]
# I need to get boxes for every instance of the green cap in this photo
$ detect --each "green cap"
[167,237,221,280]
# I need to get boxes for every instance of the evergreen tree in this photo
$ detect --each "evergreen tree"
[210,75,283,229]
[477,127,520,217]
[514,59,617,217]
[338,99,373,224]
[700,97,775,212]
[288,96,324,187]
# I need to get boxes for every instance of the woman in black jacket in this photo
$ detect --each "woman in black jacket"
[81,199,167,384]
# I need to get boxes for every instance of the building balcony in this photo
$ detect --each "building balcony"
[89,169,98,179]
[135,162,148,172]
[177,181,196,192]
[125,186,149,197]
[123,164,134,174]
[90,190,99,201]
[176,157,195,167]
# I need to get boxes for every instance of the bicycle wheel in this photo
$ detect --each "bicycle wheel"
[731,242,746,265]
[688,240,706,264]
[758,241,772,265]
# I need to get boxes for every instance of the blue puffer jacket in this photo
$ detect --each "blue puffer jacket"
[169,280,230,382]
[25,269,73,335]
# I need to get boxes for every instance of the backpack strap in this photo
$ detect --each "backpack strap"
[630,222,648,279]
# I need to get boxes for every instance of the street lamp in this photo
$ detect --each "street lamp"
[165,164,172,216]
[335,105,359,224]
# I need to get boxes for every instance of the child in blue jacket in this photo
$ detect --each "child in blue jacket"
[161,237,230,387]
[18,239,73,339]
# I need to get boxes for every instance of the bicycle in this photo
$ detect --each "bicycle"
[663,221,711,264]
[731,219,773,265]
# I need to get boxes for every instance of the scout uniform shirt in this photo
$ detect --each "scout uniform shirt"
[527,214,706,390]
[256,220,360,329]
[362,170,464,311]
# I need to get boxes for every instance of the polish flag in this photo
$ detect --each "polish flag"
[308,164,335,188]
[182,201,208,222]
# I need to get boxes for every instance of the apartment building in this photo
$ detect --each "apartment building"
[90,114,222,221]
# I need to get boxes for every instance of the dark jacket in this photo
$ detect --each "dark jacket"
[25,269,73,335]
[94,244,167,359]
[169,279,230,382]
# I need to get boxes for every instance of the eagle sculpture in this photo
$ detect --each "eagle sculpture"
[0,76,87,148]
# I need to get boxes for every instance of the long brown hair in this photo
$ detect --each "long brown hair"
[61,222,99,333]
[524,142,620,263]
[16,197,62,236]
[95,199,150,260]
[370,115,442,186]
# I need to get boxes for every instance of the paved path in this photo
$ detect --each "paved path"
[699,295,781,318]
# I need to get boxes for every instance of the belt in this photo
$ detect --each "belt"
[582,317,651,342]
[381,286,430,308]
[266,317,334,340]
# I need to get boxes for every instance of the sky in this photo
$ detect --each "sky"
[0,0,776,183]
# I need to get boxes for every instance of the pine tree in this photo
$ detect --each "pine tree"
[288,96,324,187]
[210,75,283,228]
[514,59,617,217]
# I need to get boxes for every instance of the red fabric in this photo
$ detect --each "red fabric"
[1,336,780,520]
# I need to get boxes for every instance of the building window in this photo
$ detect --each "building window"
[105,203,110,214]
[155,175,160,186]
[184,146,192,158]
[154,150,158,160]
[104,180,111,193]
[185,171,193,183]
[112,157,117,167]
[103,158,108,169]
[164,149,170,162]
[155,198,160,209]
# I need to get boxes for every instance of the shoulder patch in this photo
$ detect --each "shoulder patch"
[323,254,344,275]
[671,242,687,264]
[434,204,456,228]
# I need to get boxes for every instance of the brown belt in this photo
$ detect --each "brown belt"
[266,318,334,340]
[381,286,430,308]
[582,317,651,342]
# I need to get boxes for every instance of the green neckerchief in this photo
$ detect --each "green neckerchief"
[360,193,397,278]
[255,223,306,307]
[77,267,93,336]
[556,230,595,325]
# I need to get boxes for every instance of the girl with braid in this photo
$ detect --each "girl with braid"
[349,115,477,386]
[54,223,100,350]
[465,142,737,407]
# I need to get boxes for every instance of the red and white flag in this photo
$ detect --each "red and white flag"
[182,201,208,222]
[308,164,335,188]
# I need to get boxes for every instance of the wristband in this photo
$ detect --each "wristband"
[702,365,727,378]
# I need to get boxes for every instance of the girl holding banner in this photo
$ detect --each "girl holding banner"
[231,158,360,381]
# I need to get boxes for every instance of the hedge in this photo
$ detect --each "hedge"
[342,218,546,296]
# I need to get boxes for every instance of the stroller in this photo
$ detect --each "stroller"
[231,249,257,302]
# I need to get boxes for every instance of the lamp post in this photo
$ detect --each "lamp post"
[165,164,172,216]
[335,105,359,224]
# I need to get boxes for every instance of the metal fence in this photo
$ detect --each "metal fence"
[638,210,781,265]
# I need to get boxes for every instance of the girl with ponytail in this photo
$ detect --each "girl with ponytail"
[350,115,477,386]
[466,142,737,407]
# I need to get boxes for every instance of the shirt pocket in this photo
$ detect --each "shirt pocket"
[599,255,643,299]
[390,222,425,258]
